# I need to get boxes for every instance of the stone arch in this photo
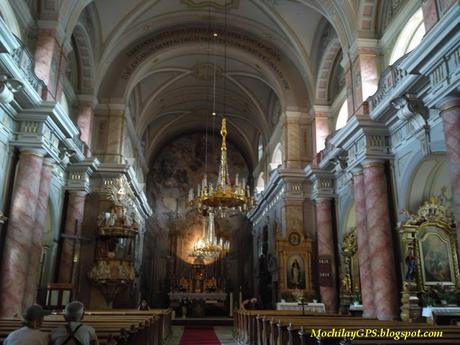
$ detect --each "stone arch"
[315,37,342,103]
[270,143,283,171]
[357,0,380,34]
[405,153,452,214]
[0,1,23,39]
[72,22,96,94]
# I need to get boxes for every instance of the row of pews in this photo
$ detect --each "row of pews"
[0,309,172,345]
[234,309,460,345]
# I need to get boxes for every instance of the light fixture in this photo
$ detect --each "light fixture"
[188,118,253,214]
[189,211,230,259]
[188,0,255,216]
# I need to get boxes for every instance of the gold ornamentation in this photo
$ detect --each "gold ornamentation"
[342,228,357,257]
[189,118,254,213]
[400,196,455,228]
[399,197,459,293]
[90,177,140,304]
[97,178,140,237]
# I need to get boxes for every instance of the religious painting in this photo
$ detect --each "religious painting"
[286,254,306,289]
[288,232,301,246]
[419,229,455,285]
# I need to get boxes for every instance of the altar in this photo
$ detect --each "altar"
[168,292,229,318]
[169,292,228,301]
[276,302,326,313]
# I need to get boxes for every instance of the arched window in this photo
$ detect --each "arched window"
[335,100,348,130]
[0,2,22,39]
[258,136,263,161]
[389,8,425,65]
[270,143,282,170]
[59,94,71,117]
[256,172,265,193]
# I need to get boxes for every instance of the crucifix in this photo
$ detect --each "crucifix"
[60,220,90,294]
[297,297,308,316]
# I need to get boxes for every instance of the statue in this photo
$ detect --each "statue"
[405,250,417,281]
[340,272,352,294]
[291,259,301,287]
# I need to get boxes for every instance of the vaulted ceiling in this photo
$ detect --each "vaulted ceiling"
[47,0,360,167]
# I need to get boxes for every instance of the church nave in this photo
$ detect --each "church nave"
[0,0,460,344]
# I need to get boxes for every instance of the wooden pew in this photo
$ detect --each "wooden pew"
[234,310,460,345]
[0,308,172,345]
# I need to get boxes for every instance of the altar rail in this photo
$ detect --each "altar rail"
[234,309,460,345]
[0,309,172,345]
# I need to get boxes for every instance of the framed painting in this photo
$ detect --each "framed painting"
[419,226,455,286]
[286,254,306,289]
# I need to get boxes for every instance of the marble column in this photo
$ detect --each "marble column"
[352,168,376,318]
[58,191,87,283]
[316,198,338,313]
[421,0,440,32]
[0,150,44,317]
[439,97,460,257]
[22,158,54,309]
[76,97,95,155]
[313,105,331,153]
[362,160,398,320]
[34,29,66,101]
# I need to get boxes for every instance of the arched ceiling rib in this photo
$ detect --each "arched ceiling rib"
[57,0,363,169]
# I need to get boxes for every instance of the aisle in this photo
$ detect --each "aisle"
[179,327,221,345]
[166,326,236,345]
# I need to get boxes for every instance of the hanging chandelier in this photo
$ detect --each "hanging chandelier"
[188,118,253,214]
[189,211,230,259]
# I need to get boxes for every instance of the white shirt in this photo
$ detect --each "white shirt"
[3,326,49,345]
[50,322,97,345]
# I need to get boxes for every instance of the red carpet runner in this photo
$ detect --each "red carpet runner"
[179,327,221,345]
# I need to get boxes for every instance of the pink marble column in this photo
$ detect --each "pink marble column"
[22,158,54,309]
[362,160,398,320]
[316,198,338,313]
[76,100,95,155]
[34,29,65,101]
[421,0,440,32]
[440,97,460,257]
[0,150,44,317]
[58,191,87,283]
[352,168,376,318]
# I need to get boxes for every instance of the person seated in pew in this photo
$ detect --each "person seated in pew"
[137,299,150,311]
[3,304,49,345]
[50,301,99,345]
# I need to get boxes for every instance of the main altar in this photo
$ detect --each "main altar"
[168,275,229,317]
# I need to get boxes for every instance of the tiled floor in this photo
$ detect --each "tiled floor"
[165,326,237,345]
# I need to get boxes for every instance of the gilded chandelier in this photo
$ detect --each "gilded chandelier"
[189,211,230,259]
[188,118,253,214]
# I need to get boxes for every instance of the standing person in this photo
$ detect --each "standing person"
[3,304,49,345]
[50,301,99,345]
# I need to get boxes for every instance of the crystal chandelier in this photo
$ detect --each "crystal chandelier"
[188,118,253,214]
[189,211,230,259]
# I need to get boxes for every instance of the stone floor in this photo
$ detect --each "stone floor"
[165,326,237,345]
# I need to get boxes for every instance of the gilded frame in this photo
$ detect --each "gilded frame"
[416,223,459,288]
[399,197,459,292]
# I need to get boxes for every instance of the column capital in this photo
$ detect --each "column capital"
[68,190,88,198]
[438,95,460,112]
[350,166,363,176]
[19,148,46,158]
[361,159,386,168]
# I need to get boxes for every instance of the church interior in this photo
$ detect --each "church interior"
[0,0,460,344]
